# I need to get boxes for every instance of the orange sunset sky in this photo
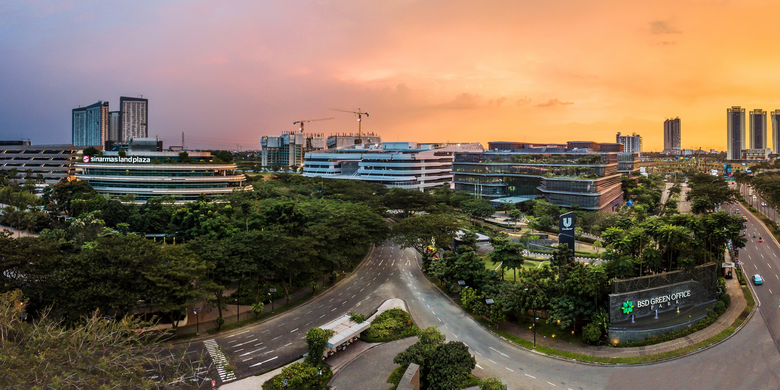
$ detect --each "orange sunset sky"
[3,0,780,151]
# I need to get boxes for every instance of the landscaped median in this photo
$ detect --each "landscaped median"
[424,271,755,365]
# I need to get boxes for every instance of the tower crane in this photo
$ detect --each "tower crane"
[328,108,369,144]
[292,117,334,133]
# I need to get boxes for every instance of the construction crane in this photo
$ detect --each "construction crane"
[329,108,369,144]
[292,117,334,133]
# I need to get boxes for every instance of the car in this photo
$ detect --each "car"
[753,195,758,199]
[762,202,767,207]
[754,274,764,285]
[759,237,763,242]
[736,210,741,214]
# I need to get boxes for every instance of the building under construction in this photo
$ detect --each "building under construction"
[326,133,382,149]
[260,132,326,167]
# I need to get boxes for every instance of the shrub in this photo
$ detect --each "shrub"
[349,311,367,324]
[261,362,331,390]
[362,308,418,342]
[581,322,602,344]
[713,300,726,315]
[720,292,731,307]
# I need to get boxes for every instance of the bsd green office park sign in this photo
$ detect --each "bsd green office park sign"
[607,263,718,343]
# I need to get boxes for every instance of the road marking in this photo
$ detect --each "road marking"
[305,311,312,314]
[272,336,281,341]
[352,295,356,299]
[525,374,536,379]
[254,342,264,347]
[228,340,237,344]
[474,351,482,355]
[489,346,509,357]
[261,329,270,333]
[305,321,312,326]
[240,347,266,356]
[547,382,556,386]
[338,293,342,296]
[232,338,258,348]
[283,342,292,347]
[476,364,483,369]
[431,311,435,315]
[444,324,449,329]
[427,304,430,308]
[226,330,250,338]
[438,317,442,322]
[293,316,300,320]
[290,328,298,333]
[771,289,774,294]
[378,260,383,266]
[360,288,365,292]
[249,356,278,368]
[755,264,758,270]
[768,263,772,269]
[320,314,326,318]
[331,308,336,311]
[488,359,497,364]
[234,348,244,352]
[505,367,514,372]
[776,275,779,280]
[421,297,425,301]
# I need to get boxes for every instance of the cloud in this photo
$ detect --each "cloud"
[438,93,481,110]
[516,97,532,106]
[650,20,681,35]
[488,97,507,107]
[536,98,574,108]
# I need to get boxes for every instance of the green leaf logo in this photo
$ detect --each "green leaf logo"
[622,301,634,315]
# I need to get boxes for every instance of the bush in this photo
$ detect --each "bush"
[713,300,726,315]
[581,322,602,344]
[720,292,731,307]
[261,362,331,390]
[349,311,367,324]
[361,308,418,343]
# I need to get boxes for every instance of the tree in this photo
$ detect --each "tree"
[480,378,508,390]
[305,327,335,365]
[393,326,446,369]
[425,342,476,390]
[0,290,212,389]
[391,214,459,271]
[461,198,494,221]
[490,236,525,282]
[82,146,99,157]
[179,151,190,163]
[383,187,432,217]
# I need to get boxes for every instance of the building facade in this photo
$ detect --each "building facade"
[108,111,120,144]
[663,118,681,155]
[452,150,623,211]
[750,109,767,150]
[261,132,327,167]
[0,142,78,191]
[74,150,249,203]
[119,96,148,141]
[772,110,780,154]
[72,101,109,147]
[303,142,481,191]
[616,132,643,156]
[727,106,746,160]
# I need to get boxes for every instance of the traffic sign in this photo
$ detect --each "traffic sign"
[194,307,201,313]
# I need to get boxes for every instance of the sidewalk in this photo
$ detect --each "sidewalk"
[497,274,747,359]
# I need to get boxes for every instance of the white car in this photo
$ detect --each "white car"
[762,202,767,207]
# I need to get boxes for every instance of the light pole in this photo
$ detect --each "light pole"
[269,288,277,312]
[194,307,201,333]
[524,287,538,348]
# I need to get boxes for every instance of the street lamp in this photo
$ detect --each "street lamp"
[524,287,538,348]
[235,298,239,323]
[269,288,277,312]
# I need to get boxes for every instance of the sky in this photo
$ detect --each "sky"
[2,0,780,151]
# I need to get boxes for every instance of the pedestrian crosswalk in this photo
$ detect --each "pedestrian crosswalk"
[204,339,236,382]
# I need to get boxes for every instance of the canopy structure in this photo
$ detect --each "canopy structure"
[321,315,371,351]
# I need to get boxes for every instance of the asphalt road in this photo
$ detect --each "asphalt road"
[194,210,780,389]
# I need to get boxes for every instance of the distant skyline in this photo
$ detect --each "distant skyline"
[4,1,780,150]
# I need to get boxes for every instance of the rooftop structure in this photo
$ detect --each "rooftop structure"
[0,142,79,191]
[326,133,382,149]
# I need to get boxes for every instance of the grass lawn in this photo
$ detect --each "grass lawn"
[483,257,548,282]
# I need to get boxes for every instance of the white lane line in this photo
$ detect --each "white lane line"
[234,348,244,352]
[525,374,536,379]
[444,324,449,329]
[305,321,312,326]
[763,253,766,259]
[249,356,278,368]
[254,342,264,347]
[505,367,514,372]
[476,364,483,369]
[352,295,356,299]
[228,340,238,344]
[770,289,773,294]
[226,330,249,338]
[282,342,292,347]
[329,298,334,302]
[261,329,270,333]
[305,311,312,314]
[338,293,342,296]
[427,304,430,308]
[290,328,299,333]
[488,359,497,364]
[489,346,509,358]
[331,308,336,312]
[293,316,300,320]
[474,351,482,356]
[240,347,267,356]
[776,275,779,280]
[755,264,759,270]
[431,311,436,315]
[768,263,772,269]
[232,338,259,348]
[271,336,281,341]
[547,382,556,386]
[319,314,326,319]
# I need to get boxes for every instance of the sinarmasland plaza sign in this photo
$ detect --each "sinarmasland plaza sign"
[82,155,151,164]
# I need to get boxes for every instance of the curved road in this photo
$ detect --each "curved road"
[197,213,780,389]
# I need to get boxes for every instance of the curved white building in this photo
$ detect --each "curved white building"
[74,151,249,203]
[303,142,482,191]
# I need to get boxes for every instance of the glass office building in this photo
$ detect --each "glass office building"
[453,151,623,211]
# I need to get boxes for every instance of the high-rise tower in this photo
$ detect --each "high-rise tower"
[119,96,148,141]
[727,106,746,160]
[72,101,109,147]
[663,117,681,155]
[772,110,780,154]
[750,109,767,150]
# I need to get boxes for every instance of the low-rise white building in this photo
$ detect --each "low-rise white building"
[303,142,482,191]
